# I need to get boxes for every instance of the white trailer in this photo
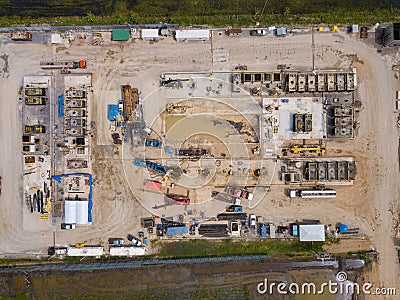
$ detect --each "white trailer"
[175,30,210,41]
[289,189,336,198]
[67,246,105,257]
[109,246,146,256]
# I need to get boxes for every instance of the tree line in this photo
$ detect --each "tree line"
[0,0,399,18]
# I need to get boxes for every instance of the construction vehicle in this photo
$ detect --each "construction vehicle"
[166,103,192,113]
[24,125,45,133]
[25,96,46,105]
[290,145,326,155]
[121,85,139,121]
[293,113,304,132]
[176,148,207,157]
[304,113,312,132]
[160,75,190,87]
[25,88,46,96]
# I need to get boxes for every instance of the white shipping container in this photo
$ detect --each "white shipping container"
[175,30,210,41]
[110,246,146,256]
[67,246,104,257]
[396,91,400,100]
[396,100,400,110]
[140,29,159,40]
[55,248,67,255]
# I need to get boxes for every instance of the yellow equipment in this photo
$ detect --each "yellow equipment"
[291,145,326,155]
[166,103,192,113]
[75,243,85,248]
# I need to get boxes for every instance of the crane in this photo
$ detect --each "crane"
[290,145,326,155]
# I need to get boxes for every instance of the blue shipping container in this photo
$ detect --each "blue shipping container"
[261,224,267,238]
[58,95,64,117]
[108,104,119,121]
[166,226,188,235]
[292,225,299,237]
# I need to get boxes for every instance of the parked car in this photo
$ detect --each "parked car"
[249,214,257,230]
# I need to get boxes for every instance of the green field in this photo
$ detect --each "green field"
[0,0,400,26]
[157,238,324,259]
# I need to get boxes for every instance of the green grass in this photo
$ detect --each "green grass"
[157,239,323,259]
[0,9,400,27]
[0,294,29,300]
[0,258,44,266]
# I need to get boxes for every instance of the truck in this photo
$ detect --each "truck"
[250,29,267,36]
[165,194,190,204]
[108,238,124,245]
[226,205,243,213]
[290,223,299,237]
[133,158,166,175]
[10,31,32,41]
[230,221,241,236]
[127,234,142,246]
[260,224,267,238]
[144,139,162,148]
[288,189,336,198]
[61,223,76,230]
[224,185,254,200]
[249,214,256,230]
[40,60,87,69]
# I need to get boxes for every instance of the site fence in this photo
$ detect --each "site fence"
[0,254,269,273]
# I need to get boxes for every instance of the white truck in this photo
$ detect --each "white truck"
[250,29,267,36]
